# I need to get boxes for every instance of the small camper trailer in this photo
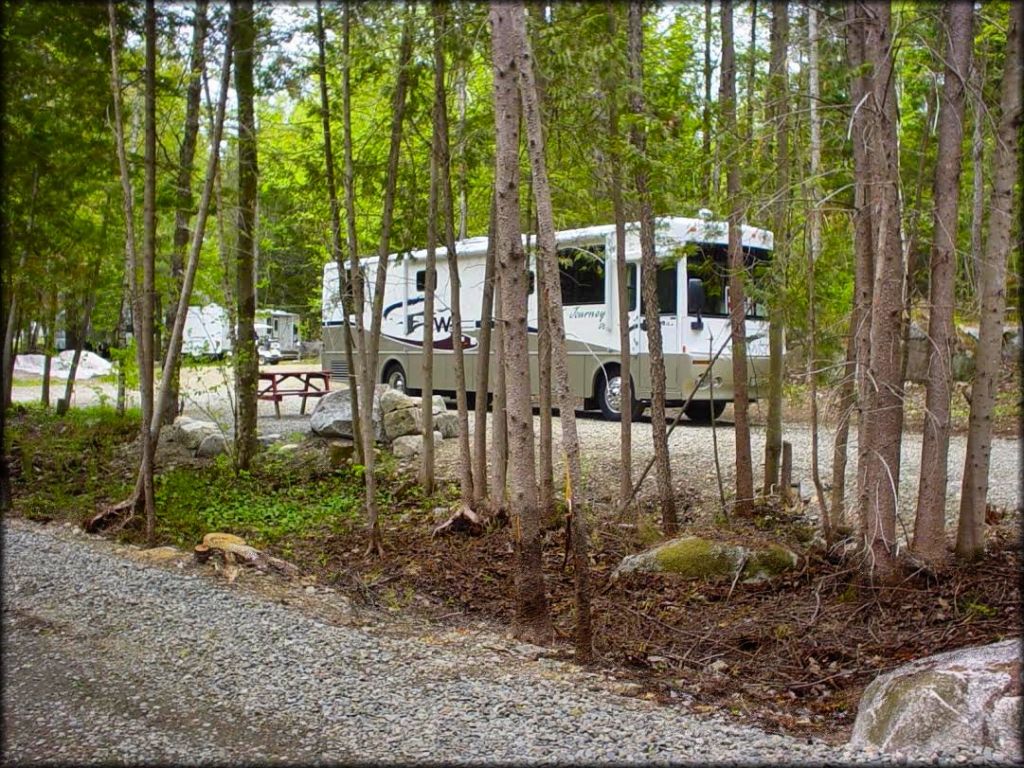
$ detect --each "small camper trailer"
[182,304,232,359]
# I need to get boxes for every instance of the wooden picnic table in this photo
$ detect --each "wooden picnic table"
[257,370,331,418]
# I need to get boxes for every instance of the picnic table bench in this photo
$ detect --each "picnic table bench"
[257,370,331,418]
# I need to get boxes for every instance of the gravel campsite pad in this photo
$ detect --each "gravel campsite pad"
[2,519,1011,765]
[0,520,877,764]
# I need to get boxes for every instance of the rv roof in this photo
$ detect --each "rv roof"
[348,215,772,267]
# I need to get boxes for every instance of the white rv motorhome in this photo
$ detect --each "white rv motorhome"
[182,304,232,359]
[321,215,775,421]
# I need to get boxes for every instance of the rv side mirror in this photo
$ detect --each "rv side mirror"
[688,278,705,330]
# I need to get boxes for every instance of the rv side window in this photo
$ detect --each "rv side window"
[640,262,678,315]
[416,269,435,292]
[558,246,605,305]
[528,270,535,294]
[626,263,638,311]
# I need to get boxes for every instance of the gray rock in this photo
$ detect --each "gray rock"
[435,412,459,439]
[196,433,228,458]
[850,638,1022,758]
[611,536,798,583]
[431,395,446,415]
[391,435,423,458]
[310,385,386,441]
[383,406,422,441]
[175,419,219,450]
[380,388,417,415]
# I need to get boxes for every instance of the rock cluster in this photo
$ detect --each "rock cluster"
[171,416,227,458]
[310,385,460,457]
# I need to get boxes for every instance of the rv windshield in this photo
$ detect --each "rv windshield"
[685,244,770,319]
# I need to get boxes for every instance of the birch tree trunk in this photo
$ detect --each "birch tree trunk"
[721,0,755,517]
[434,0,474,503]
[912,2,973,568]
[606,2,633,507]
[805,0,830,542]
[356,6,414,556]
[515,2,593,663]
[490,2,553,646]
[149,3,233,449]
[315,0,362,464]
[628,0,678,535]
[956,2,1022,560]
[160,0,209,427]
[762,0,788,495]
[472,193,498,508]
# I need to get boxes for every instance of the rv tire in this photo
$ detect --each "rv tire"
[683,400,727,423]
[383,362,407,393]
[596,367,644,422]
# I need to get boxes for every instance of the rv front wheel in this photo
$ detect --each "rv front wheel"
[597,369,644,422]
[383,362,407,392]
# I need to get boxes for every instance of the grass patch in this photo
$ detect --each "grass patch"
[6,403,441,552]
[6,403,139,522]
[154,455,368,549]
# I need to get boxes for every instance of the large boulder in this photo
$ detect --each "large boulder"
[435,411,459,439]
[391,431,443,459]
[196,433,228,458]
[383,405,422,441]
[850,638,1021,758]
[173,417,219,451]
[310,385,386,441]
[611,536,799,583]
[380,388,417,414]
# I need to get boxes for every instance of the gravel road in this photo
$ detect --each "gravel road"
[6,518,981,766]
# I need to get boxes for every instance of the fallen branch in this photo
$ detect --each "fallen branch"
[193,532,299,577]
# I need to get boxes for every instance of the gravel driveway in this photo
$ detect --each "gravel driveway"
[2,519,879,765]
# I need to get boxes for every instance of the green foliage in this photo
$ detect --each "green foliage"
[154,453,366,549]
[5,404,139,521]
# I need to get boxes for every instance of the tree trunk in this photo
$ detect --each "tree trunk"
[434,0,474,503]
[535,212,555,513]
[315,0,362,464]
[721,0,755,517]
[911,3,973,568]
[515,2,592,662]
[150,2,233,449]
[161,0,209,427]
[852,1,905,581]
[805,0,830,542]
[232,0,259,472]
[628,0,677,535]
[703,0,714,205]
[356,4,414,556]
[472,192,498,508]
[489,270,509,512]
[606,2,633,508]
[490,2,553,647]
[745,0,758,143]
[956,2,1022,560]
[968,44,987,310]
[40,287,57,408]
[420,73,440,495]
[762,0,788,495]
[139,0,159,544]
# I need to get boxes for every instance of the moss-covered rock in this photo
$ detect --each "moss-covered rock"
[612,536,799,583]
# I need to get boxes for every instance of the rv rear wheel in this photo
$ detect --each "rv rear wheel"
[683,400,727,423]
[383,362,407,392]
[596,369,644,422]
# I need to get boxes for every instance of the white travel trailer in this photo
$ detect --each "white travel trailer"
[182,304,232,359]
[256,309,302,360]
[321,215,774,421]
